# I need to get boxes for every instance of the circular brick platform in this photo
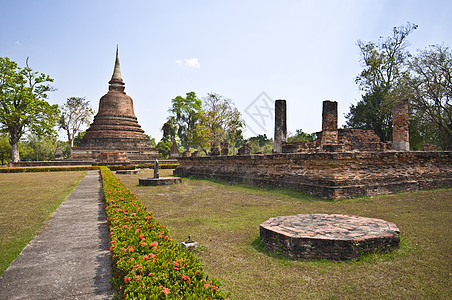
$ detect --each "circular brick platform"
[139,177,181,186]
[260,214,400,261]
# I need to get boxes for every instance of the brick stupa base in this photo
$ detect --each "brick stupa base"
[260,214,400,261]
[139,177,181,186]
[95,152,130,164]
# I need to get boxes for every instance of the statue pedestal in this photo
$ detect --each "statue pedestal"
[138,177,181,186]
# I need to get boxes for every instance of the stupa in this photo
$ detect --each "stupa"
[70,47,158,163]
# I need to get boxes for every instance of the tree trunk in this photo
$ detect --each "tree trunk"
[67,129,73,155]
[10,128,20,163]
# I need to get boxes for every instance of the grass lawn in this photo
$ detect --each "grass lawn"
[0,171,86,276]
[117,169,452,299]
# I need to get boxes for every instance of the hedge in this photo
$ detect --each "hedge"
[0,166,98,173]
[100,167,230,299]
[0,164,179,173]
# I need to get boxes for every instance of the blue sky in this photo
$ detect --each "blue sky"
[1,0,451,140]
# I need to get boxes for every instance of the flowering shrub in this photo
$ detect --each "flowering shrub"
[100,167,230,299]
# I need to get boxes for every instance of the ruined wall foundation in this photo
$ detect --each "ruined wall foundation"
[174,151,452,200]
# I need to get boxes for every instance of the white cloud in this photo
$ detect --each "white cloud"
[176,58,200,68]
[185,58,200,68]
[15,41,20,45]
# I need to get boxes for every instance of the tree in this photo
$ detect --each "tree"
[404,45,452,148]
[59,97,94,150]
[161,118,177,142]
[356,22,418,92]
[145,134,157,148]
[156,140,173,158]
[0,57,59,162]
[227,128,245,155]
[166,92,202,151]
[73,131,86,147]
[247,134,273,154]
[193,93,245,154]
[22,133,57,161]
[287,129,316,143]
[345,86,393,141]
[345,23,417,141]
[0,134,11,164]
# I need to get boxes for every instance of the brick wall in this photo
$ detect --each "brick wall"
[174,151,452,200]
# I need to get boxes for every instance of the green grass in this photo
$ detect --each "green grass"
[116,169,452,299]
[0,171,86,276]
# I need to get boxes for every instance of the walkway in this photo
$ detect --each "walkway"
[0,170,113,299]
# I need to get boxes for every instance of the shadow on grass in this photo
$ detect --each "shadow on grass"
[250,235,417,266]
[177,175,332,203]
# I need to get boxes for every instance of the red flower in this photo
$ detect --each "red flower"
[139,234,145,239]
[161,288,170,295]
[181,275,189,281]
[124,276,132,283]
[203,283,210,288]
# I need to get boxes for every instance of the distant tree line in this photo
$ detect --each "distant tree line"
[2,22,449,163]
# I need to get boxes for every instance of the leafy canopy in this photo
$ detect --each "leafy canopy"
[193,93,245,154]
[0,57,59,162]
[345,23,417,142]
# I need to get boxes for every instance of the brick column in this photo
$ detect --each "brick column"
[321,100,338,146]
[274,100,287,153]
[392,99,409,151]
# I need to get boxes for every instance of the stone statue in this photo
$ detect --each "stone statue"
[154,159,159,178]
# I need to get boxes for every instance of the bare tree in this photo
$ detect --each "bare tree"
[59,97,94,151]
[406,44,452,148]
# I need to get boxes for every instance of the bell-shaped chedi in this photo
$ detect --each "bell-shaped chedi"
[70,47,158,162]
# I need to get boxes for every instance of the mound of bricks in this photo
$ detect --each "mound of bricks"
[260,214,400,260]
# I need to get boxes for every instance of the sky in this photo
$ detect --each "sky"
[1,0,451,141]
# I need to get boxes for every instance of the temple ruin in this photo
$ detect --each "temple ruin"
[70,47,158,163]
[175,99,452,200]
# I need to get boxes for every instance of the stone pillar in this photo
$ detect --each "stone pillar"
[321,100,338,147]
[154,160,159,178]
[274,100,287,153]
[170,140,179,158]
[392,99,409,151]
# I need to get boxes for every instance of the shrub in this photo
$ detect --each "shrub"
[100,167,230,299]
[0,166,98,173]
